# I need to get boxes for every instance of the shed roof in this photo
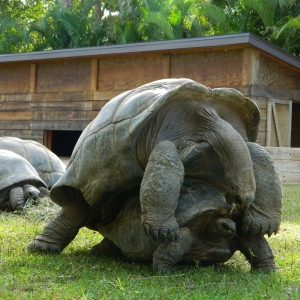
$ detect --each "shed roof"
[0,33,300,70]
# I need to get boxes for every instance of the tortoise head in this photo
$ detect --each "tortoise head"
[224,169,256,211]
[23,184,41,200]
[212,217,236,239]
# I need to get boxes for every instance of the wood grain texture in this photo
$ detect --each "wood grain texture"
[0,129,43,139]
[98,54,170,90]
[36,59,91,92]
[0,93,31,102]
[251,84,300,101]
[90,58,98,91]
[0,121,31,129]
[93,90,126,100]
[0,63,30,93]
[171,49,244,87]
[31,91,93,102]
[32,110,94,121]
[31,120,90,130]
[242,48,260,85]
[259,54,300,89]
[29,63,37,93]
[264,146,300,182]
[30,101,92,110]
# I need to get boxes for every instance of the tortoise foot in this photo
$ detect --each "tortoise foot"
[142,215,179,243]
[242,209,280,237]
[27,238,62,254]
[251,258,276,273]
[153,260,174,274]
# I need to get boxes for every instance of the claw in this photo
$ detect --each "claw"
[268,226,273,238]
[161,232,167,243]
[250,223,260,237]
[152,228,159,241]
[169,231,176,242]
[143,224,150,236]
[242,224,249,234]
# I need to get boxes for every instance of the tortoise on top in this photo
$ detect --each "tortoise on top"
[0,150,49,212]
[0,137,65,188]
[28,78,261,254]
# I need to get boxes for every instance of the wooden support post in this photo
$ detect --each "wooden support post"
[266,99,272,146]
[272,103,282,147]
[242,48,260,87]
[288,101,292,147]
[162,54,171,78]
[43,130,52,149]
[90,58,98,91]
[29,63,37,93]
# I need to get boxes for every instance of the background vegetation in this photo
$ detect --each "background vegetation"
[0,0,300,56]
[0,183,299,299]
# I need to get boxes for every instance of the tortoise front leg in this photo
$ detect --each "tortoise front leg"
[153,227,193,274]
[10,187,25,211]
[28,190,93,254]
[140,141,184,242]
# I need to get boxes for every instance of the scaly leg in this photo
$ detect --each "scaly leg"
[27,189,93,254]
[238,234,276,272]
[140,141,184,242]
[9,187,25,211]
[153,227,193,274]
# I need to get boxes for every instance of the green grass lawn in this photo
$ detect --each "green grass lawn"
[0,184,299,300]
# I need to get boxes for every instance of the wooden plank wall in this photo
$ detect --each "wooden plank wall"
[265,147,300,182]
[0,47,299,149]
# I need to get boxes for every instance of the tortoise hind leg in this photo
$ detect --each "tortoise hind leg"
[28,190,94,254]
[140,141,184,243]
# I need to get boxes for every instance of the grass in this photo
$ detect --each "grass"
[0,184,299,300]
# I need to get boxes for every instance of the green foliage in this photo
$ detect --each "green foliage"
[0,184,299,299]
[0,0,300,56]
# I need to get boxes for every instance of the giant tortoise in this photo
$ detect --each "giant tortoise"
[28,78,281,254]
[0,136,65,188]
[91,177,276,273]
[0,150,49,212]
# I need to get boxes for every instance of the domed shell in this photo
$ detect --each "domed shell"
[175,177,232,227]
[51,78,260,208]
[0,150,47,201]
[0,137,65,188]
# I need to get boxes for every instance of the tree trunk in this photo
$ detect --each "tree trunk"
[62,0,73,10]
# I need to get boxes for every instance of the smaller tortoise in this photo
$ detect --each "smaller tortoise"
[91,178,276,274]
[0,150,49,212]
[0,136,66,188]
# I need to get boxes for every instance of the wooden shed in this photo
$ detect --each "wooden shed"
[0,33,299,181]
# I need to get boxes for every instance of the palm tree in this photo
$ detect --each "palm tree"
[30,0,110,50]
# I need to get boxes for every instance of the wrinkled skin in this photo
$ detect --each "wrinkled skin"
[90,179,276,274]
[28,79,273,255]
[6,184,50,212]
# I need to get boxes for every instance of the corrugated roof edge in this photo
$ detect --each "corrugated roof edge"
[0,32,299,70]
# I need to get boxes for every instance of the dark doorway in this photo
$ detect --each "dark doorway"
[51,130,82,156]
[291,103,300,147]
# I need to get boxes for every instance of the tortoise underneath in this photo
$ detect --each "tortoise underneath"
[91,178,276,274]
